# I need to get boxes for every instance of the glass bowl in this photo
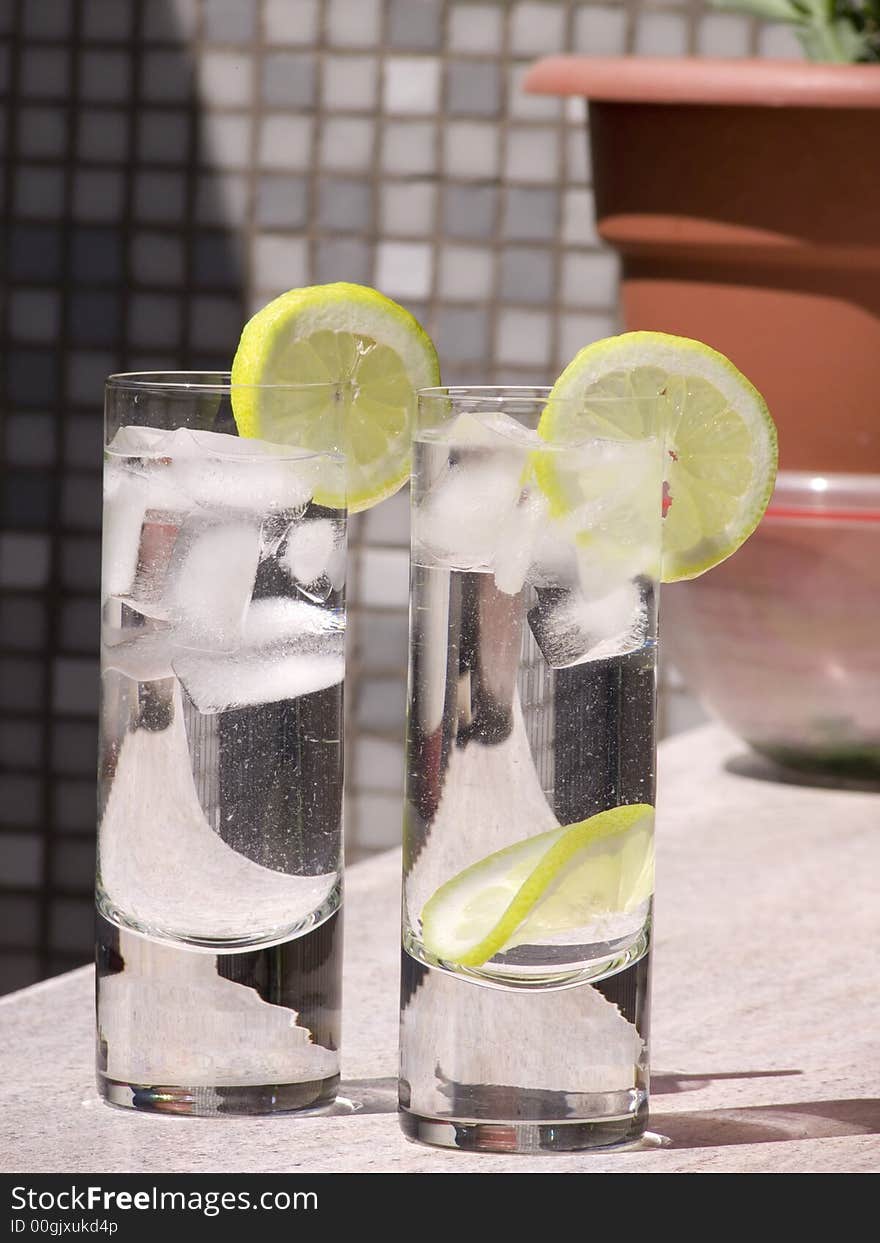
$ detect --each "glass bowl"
[662,471,880,781]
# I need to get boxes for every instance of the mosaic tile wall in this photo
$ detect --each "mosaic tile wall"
[0,0,802,992]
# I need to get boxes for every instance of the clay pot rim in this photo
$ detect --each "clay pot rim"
[523,56,880,109]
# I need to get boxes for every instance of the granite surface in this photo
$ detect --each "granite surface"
[2,724,878,1173]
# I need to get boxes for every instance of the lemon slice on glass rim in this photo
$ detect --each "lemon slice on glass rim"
[231,282,440,513]
[537,331,778,582]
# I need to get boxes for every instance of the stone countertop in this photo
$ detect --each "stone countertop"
[2,724,878,1174]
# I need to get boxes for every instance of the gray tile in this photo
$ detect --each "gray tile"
[83,0,134,40]
[138,110,190,163]
[326,0,381,47]
[573,5,628,56]
[203,0,256,42]
[388,0,443,50]
[141,49,194,103]
[52,722,98,775]
[352,737,405,793]
[322,54,378,111]
[634,12,690,58]
[53,657,99,716]
[0,533,51,589]
[128,293,181,348]
[77,109,128,162]
[0,599,45,656]
[256,174,309,229]
[0,721,42,769]
[9,226,62,281]
[14,168,65,220]
[21,47,69,97]
[258,114,313,169]
[50,898,95,952]
[318,176,373,234]
[449,3,503,53]
[446,59,501,117]
[442,184,498,239]
[199,113,251,169]
[261,51,316,108]
[380,180,436,238]
[63,415,103,469]
[355,676,407,735]
[5,413,55,468]
[0,835,43,887]
[52,841,97,891]
[0,657,44,711]
[59,533,101,594]
[499,247,555,305]
[69,291,121,347]
[194,231,244,288]
[73,170,124,223]
[435,306,490,363]
[498,307,551,367]
[22,0,72,38]
[188,295,244,353]
[58,599,100,654]
[315,238,373,285]
[502,187,559,241]
[380,121,437,176]
[9,350,58,406]
[0,776,41,827]
[0,954,41,995]
[347,792,404,851]
[320,118,374,172]
[71,227,122,283]
[353,610,409,672]
[196,172,248,226]
[55,781,98,833]
[61,474,102,531]
[18,106,67,158]
[134,171,187,224]
[142,0,199,41]
[0,897,40,950]
[264,0,319,45]
[252,235,308,293]
[10,288,60,344]
[356,547,410,608]
[79,50,131,102]
[510,1,567,55]
[67,351,115,406]
[4,473,53,528]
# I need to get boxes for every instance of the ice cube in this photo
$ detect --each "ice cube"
[164,427,316,515]
[102,630,175,682]
[414,452,526,571]
[174,649,344,714]
[280,518,346,600]
[102,467,150,599]
[242,596,344,649]
[167,517,262,651]
[173,595,344,713]
[445,409,542,451]
[527,581,648,669]
[493,489,549,597]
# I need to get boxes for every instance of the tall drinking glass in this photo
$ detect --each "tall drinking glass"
[399,387,664,1151]
[96,374,347,1115]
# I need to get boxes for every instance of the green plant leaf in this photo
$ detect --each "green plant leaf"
[710,0,802,19]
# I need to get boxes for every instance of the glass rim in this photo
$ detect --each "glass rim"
[417,385,659,405]
[106,371,347,395]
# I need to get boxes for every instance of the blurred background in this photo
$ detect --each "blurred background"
[0,0,800,994]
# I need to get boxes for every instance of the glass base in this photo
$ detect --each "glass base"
[399,1104,648,1153]
[95,906,342,1116]
[98,1073,340,1117]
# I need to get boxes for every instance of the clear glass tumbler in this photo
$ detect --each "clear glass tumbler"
[399,387,664,1151]
[96,373,347,1115]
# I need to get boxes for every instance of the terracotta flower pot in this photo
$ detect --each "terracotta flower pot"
[525,57,880,473]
